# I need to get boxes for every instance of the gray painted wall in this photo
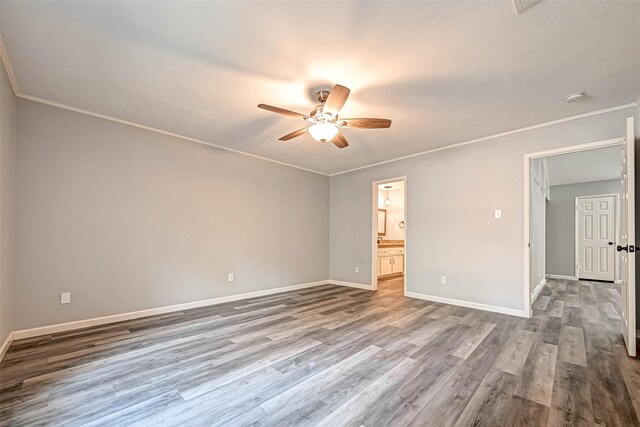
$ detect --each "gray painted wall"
[14,100,329,330]
[545,180,621,277]
[0,62,16,344]
[330,105,639,312]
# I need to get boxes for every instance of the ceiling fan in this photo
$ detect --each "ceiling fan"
[257,84,391,149]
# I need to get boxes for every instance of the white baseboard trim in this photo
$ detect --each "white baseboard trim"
[328,280,374,291]
[531,279,546,304]
[546,274,578,281]
[0,332,13,362]
[405,291,528,318]
[12,280,330,341]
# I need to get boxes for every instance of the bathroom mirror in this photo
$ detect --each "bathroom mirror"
[377,209,387,236]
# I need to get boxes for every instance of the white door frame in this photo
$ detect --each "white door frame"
[524,136,624,317]
[574,193,618,281]
[371,176,407,293]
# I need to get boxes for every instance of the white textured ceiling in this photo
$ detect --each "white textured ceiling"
[545,146,622,187]
[1,1,639,175]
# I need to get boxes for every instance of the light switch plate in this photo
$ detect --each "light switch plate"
[228,273,234,282]
[355,266,359,274]
[495,209,502,219]
[60,292,71,304]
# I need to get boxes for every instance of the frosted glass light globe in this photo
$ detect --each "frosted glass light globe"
[308,123,339,142]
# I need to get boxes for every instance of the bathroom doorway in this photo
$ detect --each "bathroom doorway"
[372,177,406,294]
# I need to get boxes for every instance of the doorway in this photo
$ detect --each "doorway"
[524,116,636,356]
[372,177,406,294]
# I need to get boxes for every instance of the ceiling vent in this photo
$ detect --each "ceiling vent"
[513,0,541,14]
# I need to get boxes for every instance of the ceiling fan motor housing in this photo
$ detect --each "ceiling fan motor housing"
[309,104,337,123]
[311,90,336,122]
[310,105,324,119]
[316,90,330,103]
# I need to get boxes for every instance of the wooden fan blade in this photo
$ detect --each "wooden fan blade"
[258,104,307,119]
[332,133,349,149]
[323,85,350,117]
[279,128,308,141]
[339,118,392,129]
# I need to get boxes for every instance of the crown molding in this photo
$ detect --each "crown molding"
[0,34,19,95]
[329,101,639,176]
[17,94,638,180]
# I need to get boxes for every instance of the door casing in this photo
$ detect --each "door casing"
[524,136,625,318]
[371,176,407,293]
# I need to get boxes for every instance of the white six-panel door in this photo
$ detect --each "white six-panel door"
[577,195,616,282]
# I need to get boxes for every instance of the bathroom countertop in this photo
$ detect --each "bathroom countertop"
[377,240,404,248]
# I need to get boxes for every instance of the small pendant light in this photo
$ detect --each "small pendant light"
[384,186,392,206]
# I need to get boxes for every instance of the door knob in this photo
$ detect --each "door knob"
[618,245,640,252]
[608,242,614,245]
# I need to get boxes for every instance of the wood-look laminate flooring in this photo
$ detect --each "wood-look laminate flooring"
[1,279,640,426]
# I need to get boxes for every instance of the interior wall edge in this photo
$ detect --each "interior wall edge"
[0,39,17,361]
[327,280,374,291]
[0,34,19,95]
[0,331,13,362]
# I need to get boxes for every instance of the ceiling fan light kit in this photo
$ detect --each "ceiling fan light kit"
[308,123,339,143]
[258,84,392,149]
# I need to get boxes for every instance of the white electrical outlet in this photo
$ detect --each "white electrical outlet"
[495,209,502,219]
[60,292,71,304]
[228,273,234,282]
[440,276,447,285]
[355,266,359,274]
